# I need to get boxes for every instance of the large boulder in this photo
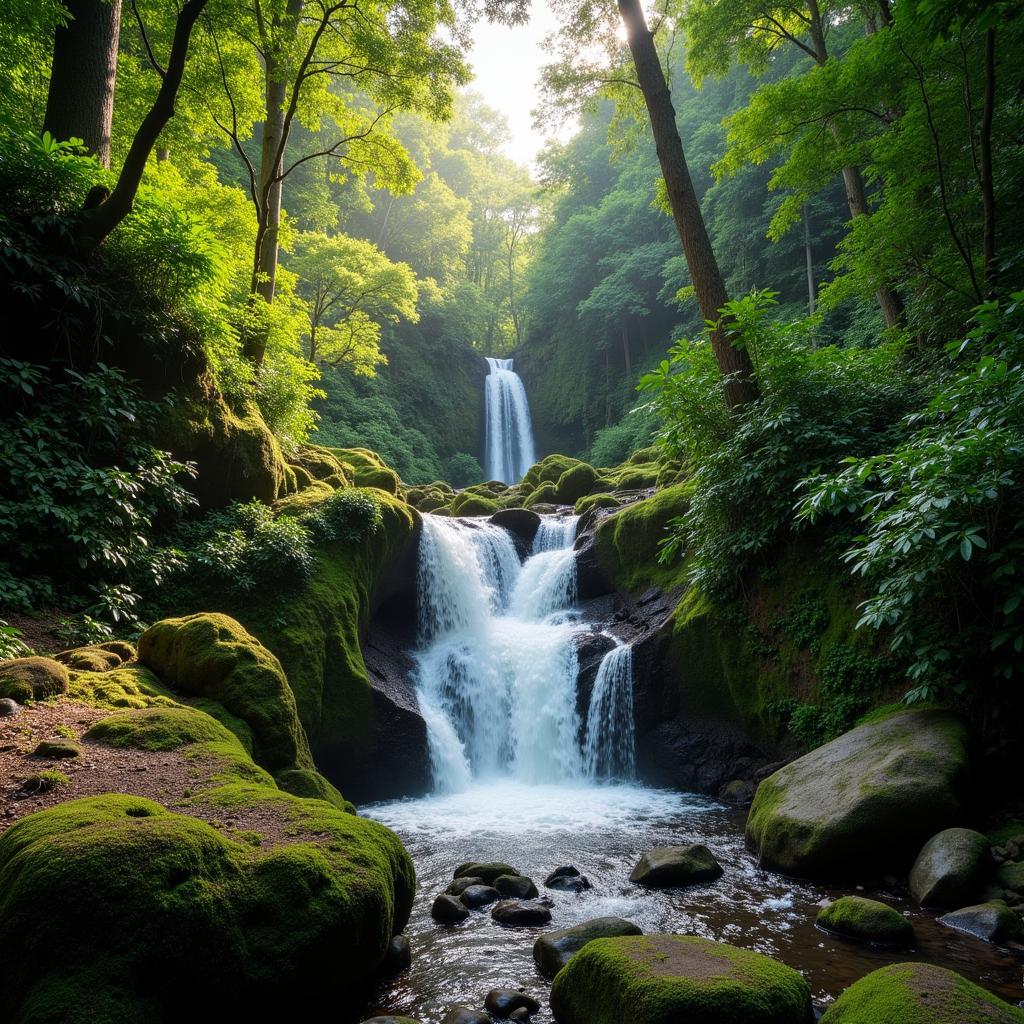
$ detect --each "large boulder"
[0,792,414,1020]
[746,709,970,877]
[819,962,1024,1023]
[549,935,813,1024]
[490,508,541,553]
[938,900,1023,944]
[0,656,69,702]
[629,845,722,888]
[816,896,913,945]
[909,828,990,907]
[533,917,642,979]
[138,612,312,773]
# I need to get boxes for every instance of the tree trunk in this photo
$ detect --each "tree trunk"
[803,204,816,317]
[604,345,612,427]
[308,322,318,364]
[617,0,758,409]
[980,27,997,299]
[622,318,632,377]
[74,0,208,253]
[43,0,122,167]
[507,243,522,347]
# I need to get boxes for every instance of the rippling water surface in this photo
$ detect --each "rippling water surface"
[355,782,1024,1022]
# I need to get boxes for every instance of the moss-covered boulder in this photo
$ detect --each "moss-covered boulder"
[0,656,69,703]
[0,792,415,1020]
[138,613,312,773]
[909,828,990,907]
[628,845,723,888]
[554,462,598,504]
[32,738,81,759]
[534,917,643,979]
[816,896,913,945]
[525,481,559,508]
[746,709,970,878]
[290,444,347,483]
[523,455,584,489]
[68,665,174,709]
[938,900,1023,943]
[85,705,239,752]
[819,963,1024,1023]
[275,767,355,813]
[575,493,621,515]
[355,465,401,495]
[55,641,135,673]
[452,492,500,517]
[549,934,813,1024]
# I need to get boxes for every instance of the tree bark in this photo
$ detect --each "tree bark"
[617,0,758,409]
[74,0,208,253]
[622,318,632,377]
[803,204,816,316]
[44,0,122,167]
[980,27,997,299]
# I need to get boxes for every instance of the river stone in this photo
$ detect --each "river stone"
[0,698,21,717]
[533,916,643,978]
[454,861,520,884]
[491,900,552,926]
[489,508,541,550]
[442,1009,489,1024]
[550,934,814,1024]
[484,989,541,1016]
[431,894,470,923]
[746,709,969,877]
[379,935,412,976]
[545,865,591,892]
[361,1018,423,1024]
[909,827,990,907]
[939,900,1024,943]
[818,962,1024,1023]
[629,844,723,887]
[996,861,1024,896]
[459,884,501,909]
[816,896,914,945]
[446,875,485,896]
[494,873,538,899]
[508,1010,530,1023]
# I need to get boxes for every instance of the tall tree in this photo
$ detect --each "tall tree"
[43,0,122,166]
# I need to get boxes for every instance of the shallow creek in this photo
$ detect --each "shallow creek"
[355,782,1024,1022]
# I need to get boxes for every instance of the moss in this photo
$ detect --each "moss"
[32,739,81,759]
[605,464,660,490]
[289,463,314,490]
[290,445,345,482]
[21,770,71,793]
[554,462,599,504]
[525,481,559,507]
[275,768,355,813]
[138,613,312,773]
[575,493,621,514]
[522,454,584,489]
[327,446,387,470]
[354,465,400,495]
[0,790,415,1020]
[451,492,499,517]
[816,896,913,945]
[67,666,176,709]
[85,706,244,752]
[629,446,661,465]
[549,934,813,1024]
[274,480,337,516]
[819,962,1024,1023]
[0,657,69,701]
[189,697,256,755]
[57,647,121,672]
[989,820,1024,846]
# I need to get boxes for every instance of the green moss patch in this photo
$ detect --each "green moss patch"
[67,666,177,709]
[275,768,355,813]
[0,657,69,702]
[817,896,913,945]
[85,706,241,752]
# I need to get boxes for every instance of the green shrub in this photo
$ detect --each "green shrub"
[305,489,382,545]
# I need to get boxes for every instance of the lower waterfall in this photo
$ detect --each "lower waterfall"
[414,513,635,792]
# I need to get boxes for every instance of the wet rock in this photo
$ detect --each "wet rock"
[719,778,756,803]
[442,1009,488,1024]
[816,896,914,946]
[545,865,591,892]
[818,962,1023,1023]
[379,934,412,976]
[508,1010,531,1023]
[629,844,723,888]
[459,884,501,909]
[0,698,21,717]
[431,894,470,923]
[938,900,1023,943]
[484,989,541,1017]
[361,1017,422,1024]
[996,860,1024,897]
[446,875,485,896]
[490,508,540,553]
[909,827,989,907]
[550,935,813,1024]
[494,873,538,899]
[533,916,643,979]
[746,709,970,878]
[491,900,552,926]
[454,861,520,884]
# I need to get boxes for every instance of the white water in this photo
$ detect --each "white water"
[484,357,536,484]
[414,513,635,792]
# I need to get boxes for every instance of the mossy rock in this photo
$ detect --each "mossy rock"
[85,705,240,752]
[354,465,401,495]
[606,464,660,490]
[138,613,313,773]
[816,896,913,945]
[0,657,69,702]
[289,463,315,490]
[549,934,814,1024]
[291,444,345,482]
[275,768,355,813]
[575,493,621,515]
[32,739,81,759]
[329,446,387,471]
[819,962,1024,1023]
[525,481,559,508]
[56,644,124,672]
[523,454,584,489]
[68,666,175,709]
[746,709,970,878]
[938,900,1024,943]
[452,493,499,517]
[554,462,598,504]
[0,792,415,1020]
[628,446,661,465]
[909,827,990,907]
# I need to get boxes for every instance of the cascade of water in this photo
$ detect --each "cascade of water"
[583,640,636,781]
[414,512,635,792]
[484,357,536,484]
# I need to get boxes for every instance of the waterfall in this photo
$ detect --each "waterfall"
[484,357,536,485]
[414,513,636,792]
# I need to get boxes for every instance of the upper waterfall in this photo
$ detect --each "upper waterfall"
[484,357,536,484]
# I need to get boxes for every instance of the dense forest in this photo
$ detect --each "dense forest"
[1,0,1024,1021]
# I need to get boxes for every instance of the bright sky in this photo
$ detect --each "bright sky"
[467,4,568,171]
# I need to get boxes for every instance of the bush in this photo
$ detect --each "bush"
[445,452,483,488]
[306,489,382,544]
[588,406,659,467]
